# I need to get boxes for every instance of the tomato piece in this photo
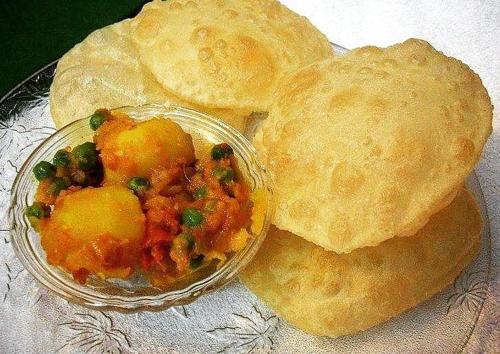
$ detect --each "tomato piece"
[72,268,90,284]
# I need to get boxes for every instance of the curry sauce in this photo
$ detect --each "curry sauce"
[27,110,253,286]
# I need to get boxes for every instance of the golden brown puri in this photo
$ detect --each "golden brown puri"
[256,39,492,253]
[130,0,333,112]
[49,20,248,132]
[50,20,167,129]
[240,189,482,337]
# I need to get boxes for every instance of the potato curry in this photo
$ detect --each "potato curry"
[26,110,253,286]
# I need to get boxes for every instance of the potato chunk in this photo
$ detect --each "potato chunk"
[98,117,195,184]
[40,186,146,281]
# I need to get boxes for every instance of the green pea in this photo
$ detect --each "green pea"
[213,166,234,183]
[181,208,204,227]
[193,186,207,200]
[26,202,51,219]
[127,177,150,194]
[33,161,56,181]
[52,149,71,167]
[72,142,98,170]
[189,255,204,269]
[89,111,107,131]
[211,143,234,160]
[48,177,70,196]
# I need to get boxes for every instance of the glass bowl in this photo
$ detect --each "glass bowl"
[9,105,273,311]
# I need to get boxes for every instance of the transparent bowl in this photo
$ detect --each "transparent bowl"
[9,105,273,311]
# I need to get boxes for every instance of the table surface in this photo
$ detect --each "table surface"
[0,0,498,352]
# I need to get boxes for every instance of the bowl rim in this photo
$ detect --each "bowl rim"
[9,104,273,311]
